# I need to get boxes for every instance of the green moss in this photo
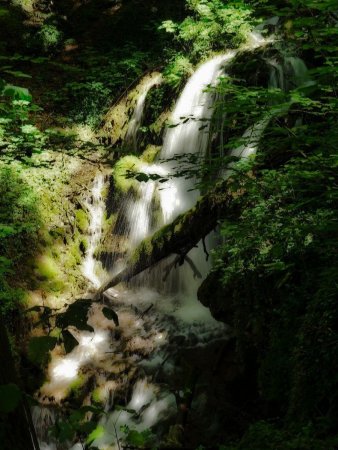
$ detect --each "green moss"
[50,327,62,339]
[35,255,59,280]
[69,241,82,265]
[141,145,161,163]
[67,374,88,402]
[174,223,183,233]
[91,387,105,405]
[48,279,65,292]
[75,209,89,233]
[79,237,88,254]
[113,155,142,193]
[130,237,153,264]
[69,374,86,392]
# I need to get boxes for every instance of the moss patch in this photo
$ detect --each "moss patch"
[75,209,89,233]
[35,255,59,280]
[141,145,161,163]
[113,154,142,193]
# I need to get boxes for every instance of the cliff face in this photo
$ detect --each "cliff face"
[1,150,109,312]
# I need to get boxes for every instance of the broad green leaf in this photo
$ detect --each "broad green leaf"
[56,300,94,332]
[102,307,119,326]
[28,336,58,365]
[3,70,32,79]
[2,84,32,102]
[53,421,75,443]
[62,329,79,354]
[86,425,105,445]
[115,405,136,414]
[0,224,16,238]
[124,429,154,448]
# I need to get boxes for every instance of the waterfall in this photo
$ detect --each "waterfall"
[227,54,309,166]
[158,52,235,224]
[127,163,167,248]
[34,33,281,450]
[125,74,162,151]
[82,172,105,288]
[268,55,309,91]
[32,406,57,450]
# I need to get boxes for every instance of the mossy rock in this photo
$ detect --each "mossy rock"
[91,386,105,406]
[69,241,83,265]
[75,208,89,233]
[48,279,65,293]
[79,237,88,255]
[197,270,234,324]
[35,255,59,280]
[113,154,142,193]
[141,145,161,163]
[67,374,90,405]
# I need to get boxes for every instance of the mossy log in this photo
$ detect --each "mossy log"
[95,179,243,298]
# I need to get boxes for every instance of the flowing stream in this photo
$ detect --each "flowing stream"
[33,31,303,450]
[82,172,105,288]
[125,74,162,151]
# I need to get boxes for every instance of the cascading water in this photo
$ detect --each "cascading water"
[269,55,309,91]
[126,164,167,248]
[82,172,105,288]
[34,31,281,450]
[88,56,238,448]
[125,74,162,151]
[158,52,235,224]
[226,54,309,170]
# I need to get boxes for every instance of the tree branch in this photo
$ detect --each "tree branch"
[94,178,243,299]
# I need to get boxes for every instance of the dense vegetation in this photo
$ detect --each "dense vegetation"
[0,0,337,449]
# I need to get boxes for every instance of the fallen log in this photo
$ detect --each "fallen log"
[95,179,244,299]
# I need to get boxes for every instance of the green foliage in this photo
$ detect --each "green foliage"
[2,84,32,101]
[64,81,110,127]
[164,55,194,90]
[51,405,105,446]
[0,383,21,413]
[28,335,57,366]
[208,1,338,439]
[222,421,338,450]
[35,255,59,280]
[37,24,63,53]
[0,82,46,161]
[213,152,338,420]
[121,424,155,448]
[75,209,89,234]
[55,300,94,332]
[0,166,40,315]
[160,0,253,61]
[46,46,152,127]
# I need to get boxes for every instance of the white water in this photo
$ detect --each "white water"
[82,173,105,288]
[127,163,167,248]
[226,54,309,171]
[34,32,281,450]
[268,55,309,91]
[125,74,162,150]
[158,52,236,224]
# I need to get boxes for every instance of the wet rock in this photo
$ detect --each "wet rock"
[197,270,234,324]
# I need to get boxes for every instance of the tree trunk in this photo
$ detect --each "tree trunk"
[95,179,243,298]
